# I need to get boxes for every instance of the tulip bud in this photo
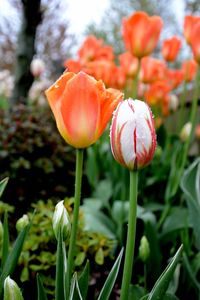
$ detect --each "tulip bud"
[110,99,156,170]
[180,122,192,142]
[52,200,71,241]
[16,215,29,232]
[4,276,23,300]
[30,58,45,77]
[139,236,150,262]
[169,94,179,112]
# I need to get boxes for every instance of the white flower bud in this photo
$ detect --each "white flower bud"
[16,215,29,232]
[30,58,45,77]
[52,201,71,241]
[180,122,192,142]
[4,276,23,300]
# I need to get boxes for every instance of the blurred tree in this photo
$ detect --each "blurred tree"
[184,0,200,14]
[0,0,76,104]
[11,0,42,104]
[86,0,179,56]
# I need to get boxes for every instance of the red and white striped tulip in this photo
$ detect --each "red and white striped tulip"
[110,99,156,170]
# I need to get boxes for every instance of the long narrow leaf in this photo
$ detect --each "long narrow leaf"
[0,178,9,198]
[97,248,124,300]
[78,261,90,300]
[1,212,10,268]
[69,273,83,300]
[37,274,48,300]
[0,224,30,298]
[55,229,66,300]
[147,245,183,300]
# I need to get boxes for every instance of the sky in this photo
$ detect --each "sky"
[67,0,109,36]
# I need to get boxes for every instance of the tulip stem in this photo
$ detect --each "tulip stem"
[120,170,138,300]
[132,59,141,99]
[178,80,187,132]
[66,148,84,297]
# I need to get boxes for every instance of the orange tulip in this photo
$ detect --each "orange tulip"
[184,15,200,45]
[63,59,82,73]
[140,57,166,84]
[145,81,171,116]
[119,52,139,78]
[122,11,163,58]
[84,60,116,87]
[190,21,200,64]
[162,36,182,62]
[45,71,123,148]
[78,35,114,65]
[181,60,197,82]
[166,69,184,89]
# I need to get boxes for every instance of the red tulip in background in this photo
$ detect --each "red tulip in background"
[140,57,166,84]
[181,60,197,82]
[45,71,123,148]
[190,21,200,64]
[184,15,200,45]
[122,11,163,58]
[119,52,139,78]
[110,99,156,170]
[162,36,182,62]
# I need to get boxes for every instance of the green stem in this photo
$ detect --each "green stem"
[66,148,84,297]
[178,80,188,132]
[120,171,138,300]
[181,65,200,171]
[132,59,141,99]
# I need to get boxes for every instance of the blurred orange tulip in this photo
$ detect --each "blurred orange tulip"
[190,21,200,64]
[84,60,116,87]
[122,11,163,58]
[119,52,139,78]
[140,57,166,84]
[145,81,171,116]
[63,59,82,73]
[184,15,200,45]
[181,60,197,82]
[166,69,184,89]
[78,35,114,65]
[162,36,182,62]
[45,71,123,148]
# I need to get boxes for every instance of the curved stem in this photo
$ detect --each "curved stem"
[66,148,84,297]
[120,171,138,300]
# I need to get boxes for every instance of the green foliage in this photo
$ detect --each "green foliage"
[0,104,76,212]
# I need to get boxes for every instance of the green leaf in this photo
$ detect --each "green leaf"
[36,274,48,300]
[75,252,86,266]
[128,284,146,300]
[95,248,104,265]
[78,261,90,300]
[97,248,124,300]
[182,252,200,292]
[147,245,183,300]
[69,273,83,300]
[55,229,66,300]
[1,212,10,269]
[165,142,184,201]
[180,158,200,249]
[0,224,30,298]
[0,178,9,198]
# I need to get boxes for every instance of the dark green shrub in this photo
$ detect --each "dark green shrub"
[0,104,76,214]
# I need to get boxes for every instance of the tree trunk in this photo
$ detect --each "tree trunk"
[11,0,42,105]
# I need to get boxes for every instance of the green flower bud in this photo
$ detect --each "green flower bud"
[52,200,71,241]
[4,276,23,300]
[180,122,192,142]
[16,215,29,232]
[139,236,150,263]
